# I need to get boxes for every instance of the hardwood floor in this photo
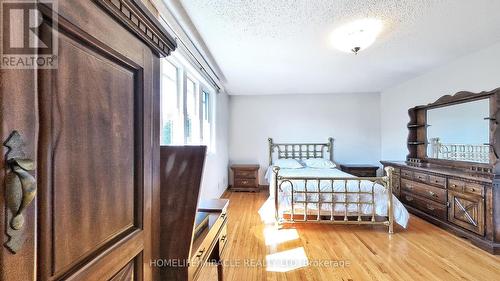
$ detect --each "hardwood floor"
[202,190,500,281]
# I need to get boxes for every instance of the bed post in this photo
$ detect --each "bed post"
[328,137,334,162]
[384,166,395,234]
[273,166,280,224]
[268,138,274,166]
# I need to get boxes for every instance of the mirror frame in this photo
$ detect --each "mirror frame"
[407,88,500,174]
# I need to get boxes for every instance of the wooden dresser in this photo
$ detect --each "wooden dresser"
[381,88,500,254]
[382,161,490,241]
[339,164,379,177]
[230,164,260,192]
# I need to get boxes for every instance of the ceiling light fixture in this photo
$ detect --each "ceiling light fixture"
[331,18,383,55]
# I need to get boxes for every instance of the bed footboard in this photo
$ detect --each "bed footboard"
[273,166,395,233]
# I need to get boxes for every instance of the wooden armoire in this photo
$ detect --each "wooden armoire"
[0,1,176,280]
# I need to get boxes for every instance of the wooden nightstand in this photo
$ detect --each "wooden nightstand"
[230,164,260,192]
[339,164,379,177]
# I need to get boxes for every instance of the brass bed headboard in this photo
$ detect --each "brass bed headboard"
[268,137,334,166]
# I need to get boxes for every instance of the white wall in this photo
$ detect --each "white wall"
[229,93,381,184]
[199,92,229,199]
[381,42,500,161]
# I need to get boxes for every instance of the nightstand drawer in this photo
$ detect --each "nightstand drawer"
[234,170,257,179]
[235,178,256,187]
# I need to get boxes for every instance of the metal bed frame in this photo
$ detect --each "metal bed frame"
[268,137,395,233]
[429,137,489,163]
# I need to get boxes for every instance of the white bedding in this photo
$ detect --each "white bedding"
[264,167,409,228]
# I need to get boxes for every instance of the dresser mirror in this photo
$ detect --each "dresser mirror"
[426,98,490,163]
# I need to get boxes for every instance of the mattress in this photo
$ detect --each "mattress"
[264,167,409,228]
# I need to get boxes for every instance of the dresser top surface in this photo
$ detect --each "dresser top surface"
[381,161,492,184]
[198,199,229,212]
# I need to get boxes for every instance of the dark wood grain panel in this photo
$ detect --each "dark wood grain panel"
[109,259,135,281]
[158,146,207,280]
[50,30,138,273]
[0,70,37,281]
[1,0,175,279]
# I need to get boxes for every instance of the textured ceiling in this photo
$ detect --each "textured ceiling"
[179,0,500,95]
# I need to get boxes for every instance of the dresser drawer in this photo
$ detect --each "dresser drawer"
[449,179,484,196]
[448,179,464,191]
[401,169,414,179]
[413,171,429,183]
[219,223,228,256]
[234,170,257,179]
[401,191,447,219]
[428,175,446,188]
[401,179,446,204]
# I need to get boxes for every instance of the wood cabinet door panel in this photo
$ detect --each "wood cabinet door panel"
[448,190,485,236]
[36,7,151,281]
[1,1,174,279]
[50,31,139,274]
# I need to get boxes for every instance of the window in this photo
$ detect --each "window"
[185,77,200,144]
[160,55,214,150]
[160,60,183,145]
[201,90,212,146]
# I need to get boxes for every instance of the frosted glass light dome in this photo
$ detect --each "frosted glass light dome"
[331,19,383,54]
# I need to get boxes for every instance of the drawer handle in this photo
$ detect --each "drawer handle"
[470,188,475,192]
[220,235,227,242]
[242,180,248,184]
[221,213,226,219]
[407,185,413,190]
[426,205,435,211]
[451,184,457,188]
[195,248,206,258]
[428,190,437,197]
[405,195,413,202]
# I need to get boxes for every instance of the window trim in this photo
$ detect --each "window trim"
[160,54,215,151]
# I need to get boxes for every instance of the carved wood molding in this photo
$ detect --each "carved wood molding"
[94,0,176,57]
[418,87,500,109]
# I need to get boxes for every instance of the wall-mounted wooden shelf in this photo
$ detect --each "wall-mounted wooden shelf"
[408,141,426,145]
[407,124,426,128]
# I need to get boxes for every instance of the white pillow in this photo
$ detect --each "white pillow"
[274,159,304,169]
[303,158,336,169]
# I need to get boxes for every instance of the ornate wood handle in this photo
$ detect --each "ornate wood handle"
[427,190,436,197]
[3,131,37,253]
[426,205,435,211]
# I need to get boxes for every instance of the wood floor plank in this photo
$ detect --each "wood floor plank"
[211,191,500,280]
